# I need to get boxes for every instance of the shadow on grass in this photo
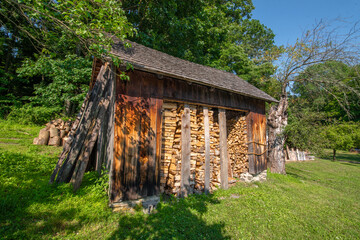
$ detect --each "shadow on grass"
[108,194,227,240]
[340,162,360,167]
[285,165,313,181]
[319,151,360,163]
[0,150,106,239]
[0,150,228,239]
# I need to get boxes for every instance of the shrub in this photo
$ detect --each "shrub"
[6,105,61,125]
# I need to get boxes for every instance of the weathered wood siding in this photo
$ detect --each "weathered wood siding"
[92,59,269,201]
[112,70,163,202]
[246,110,267,174]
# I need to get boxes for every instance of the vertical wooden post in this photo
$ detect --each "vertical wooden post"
[219,108,228,189]
[203,107,210,194]
[246,112,255,174]
[181,104,191,196]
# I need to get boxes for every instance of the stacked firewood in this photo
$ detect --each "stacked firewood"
[189,105,197,191]
[161,103,222,194]
[194,108,205,192]
[33,119,73,146]
[161,102,183,194]
[227,116,248,177]
[209,110,221,190]
[160,102,249,194]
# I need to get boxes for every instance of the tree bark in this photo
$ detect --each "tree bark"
[267,95,288,174]
[332,149,336,161]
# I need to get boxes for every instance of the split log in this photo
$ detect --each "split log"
[38,129,50,145]
[48,136,61,146]
[49,127,59,138]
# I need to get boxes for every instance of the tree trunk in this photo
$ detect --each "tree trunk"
[332,149,336,161]
[267,95,288,174]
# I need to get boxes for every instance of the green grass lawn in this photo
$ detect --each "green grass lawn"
[1,120,359,239]
[320,148,360,163]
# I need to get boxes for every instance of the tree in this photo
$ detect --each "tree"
[17,54,92,115]
[268,20,360,174]
[0,0,135,60]
[323,122,359,161]
[0,0,135,119]
[123,0,277,85]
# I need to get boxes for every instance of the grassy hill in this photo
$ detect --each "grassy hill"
[1,120,359,239]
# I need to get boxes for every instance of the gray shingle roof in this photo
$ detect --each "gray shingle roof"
[111,40,278,103]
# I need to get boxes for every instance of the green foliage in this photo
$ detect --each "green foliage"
[1,0,135,60]
[124,0,278,93]
[285,109,327,154]
[17,54,91,110]
[286,61,360,152]
[323,122,360,151]
[6,105,61,125]
[292,62,360,121]
[0,0,135,119]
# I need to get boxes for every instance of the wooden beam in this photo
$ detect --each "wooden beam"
[163,98,249,113]
[219,108,228,189]
[246,112,255,174]
[180,104,191,197]
[203,107,210,194]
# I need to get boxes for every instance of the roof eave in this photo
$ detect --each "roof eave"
[124,61,279,103]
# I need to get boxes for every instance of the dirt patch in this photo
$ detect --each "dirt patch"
[0,141,19,145]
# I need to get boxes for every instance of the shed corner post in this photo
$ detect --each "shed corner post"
[246,112,256,175]
[219,108,228,190]
[180,104,191,197]
[203,107,210,194]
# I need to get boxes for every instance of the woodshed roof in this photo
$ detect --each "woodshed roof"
[111,40,278,103]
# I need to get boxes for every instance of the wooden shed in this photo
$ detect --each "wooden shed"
[51,40,277,204]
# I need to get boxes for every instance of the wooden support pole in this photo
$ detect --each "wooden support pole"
[181,104,191,197]
[219,108,228,189]
[203,107,210,194]
[246,112,256,174]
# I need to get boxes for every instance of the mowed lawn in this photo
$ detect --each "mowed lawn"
[0,120,359,240]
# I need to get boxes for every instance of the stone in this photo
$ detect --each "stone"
[240,172,254,183]
[240,170,267,183]
[110,196,160,214]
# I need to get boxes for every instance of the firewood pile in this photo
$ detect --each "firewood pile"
[160,102,247,195]
[161,102,183,194]
[209,110,221,190]
[227,116,248,177]
[33,119,73,146]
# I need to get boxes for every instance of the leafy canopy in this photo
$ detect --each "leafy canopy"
[123,0,277,90]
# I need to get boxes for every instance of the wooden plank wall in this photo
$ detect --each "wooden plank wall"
[91,59,270,201]
[246,111,267,174]
[112,70,163,202]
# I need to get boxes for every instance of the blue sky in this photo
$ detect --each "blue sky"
[252,0,360,46]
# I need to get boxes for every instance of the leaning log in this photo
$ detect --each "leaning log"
[50,62,116,190]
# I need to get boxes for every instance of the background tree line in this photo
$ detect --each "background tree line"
[1,0,359,168]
